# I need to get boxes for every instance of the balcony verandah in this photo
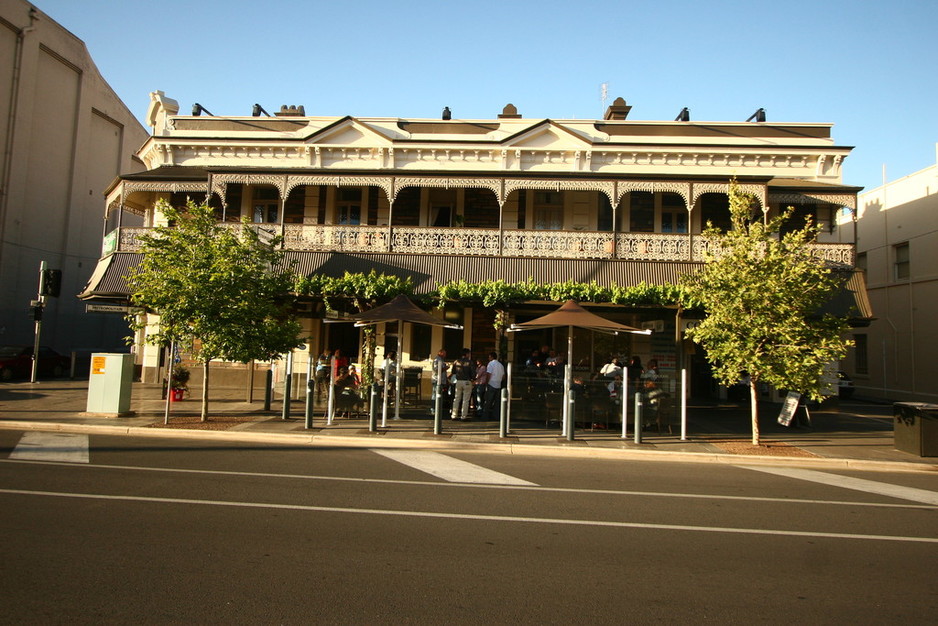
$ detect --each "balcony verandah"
[106,223,855,266]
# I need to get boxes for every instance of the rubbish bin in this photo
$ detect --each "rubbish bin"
[893,402,938,457]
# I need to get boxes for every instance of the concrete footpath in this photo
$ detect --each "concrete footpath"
[1,379,936,474]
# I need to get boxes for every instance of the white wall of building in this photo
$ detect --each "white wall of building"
[0,0,148,355]
[852,147,938,401]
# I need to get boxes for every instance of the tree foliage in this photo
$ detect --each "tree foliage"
[681,182,853,444]
[126,199,303,420]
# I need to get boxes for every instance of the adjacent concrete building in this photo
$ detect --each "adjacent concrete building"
[849,149,938,402]
[0,0,148,357]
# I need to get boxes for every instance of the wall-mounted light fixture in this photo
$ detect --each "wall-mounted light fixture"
[746,108,766,122]
[192,103,214,116]
[675,107,690,122]
[252,103,271,117]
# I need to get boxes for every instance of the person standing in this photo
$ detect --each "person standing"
[472,357,488,417]
[431,349,448,415]
[449,348,474,420]
[482,351,505,420]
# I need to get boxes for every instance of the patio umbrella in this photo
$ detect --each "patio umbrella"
[350,294,462,424]
[508,300,650,439]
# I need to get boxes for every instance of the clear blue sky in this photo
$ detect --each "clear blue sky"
[35,0,938,191]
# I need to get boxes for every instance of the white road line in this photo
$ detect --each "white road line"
[372,449,537,485]
[1,488,936,544]
[9,432,89,464]
[739,466,938,506]
[3,458,934,510]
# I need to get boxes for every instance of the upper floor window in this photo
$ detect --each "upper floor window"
[336,188,362,225]
[428,188,457,227]
[856,252,867,276]
[894,242,910,280]
[661,193,687,234]
[700,194,731,233]
[252,187,279,223]
[629,192,654,233]
[854,333,868,375]
[597,194,614,232]
[534,191,563,230]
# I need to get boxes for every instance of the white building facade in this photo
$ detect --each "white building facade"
[82,95,869,391]
[850,149,938,402]
[0,0,148,356]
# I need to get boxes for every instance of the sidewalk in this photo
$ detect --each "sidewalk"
[1,379,936,473]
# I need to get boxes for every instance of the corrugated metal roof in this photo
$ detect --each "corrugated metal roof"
[78,252,141,301]
[79,250,872,322]
[283,251,699,293]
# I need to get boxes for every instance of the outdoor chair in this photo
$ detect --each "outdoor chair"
[402,368,422,404]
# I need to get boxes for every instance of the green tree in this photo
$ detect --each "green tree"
[681,182,853,445]
[126,199,303,421]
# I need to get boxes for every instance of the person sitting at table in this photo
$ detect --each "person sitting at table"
[333,366,360,417]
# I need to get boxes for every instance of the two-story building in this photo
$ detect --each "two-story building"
[80,94,868,394]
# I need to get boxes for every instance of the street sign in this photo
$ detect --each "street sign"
[86,304,129,314]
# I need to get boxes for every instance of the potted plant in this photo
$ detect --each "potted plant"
[169,365,190,401]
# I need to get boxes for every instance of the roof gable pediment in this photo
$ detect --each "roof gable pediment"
[502,120,594,150]
[306,117,393,146]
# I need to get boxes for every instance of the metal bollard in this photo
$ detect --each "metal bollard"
[499,388,508,438]
[305,377,315,429]
[433,386,442,435]
[634,392,643,444]
[369,383,378,432]
[264,369,273,411]
[567,389,576,442]
[281,351,294,420]
[281,374,292,420]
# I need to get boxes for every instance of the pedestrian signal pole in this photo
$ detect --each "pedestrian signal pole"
[30,262,46,383]
[31,262,62,383]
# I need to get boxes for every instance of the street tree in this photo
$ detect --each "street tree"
[126,199,302,420]
[681,181,853,445]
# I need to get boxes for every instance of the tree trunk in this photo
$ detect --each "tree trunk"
[749,378,760,446]
[201,360,210,422]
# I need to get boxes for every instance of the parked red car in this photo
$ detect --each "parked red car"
[0,345,70,381]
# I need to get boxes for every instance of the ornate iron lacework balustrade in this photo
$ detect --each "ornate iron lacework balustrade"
[117,227,149,252]
[502,230,614,259]
[114,223,855,267]
[615,233,691,261]
[283,224,388,252]
[391,227,502,255]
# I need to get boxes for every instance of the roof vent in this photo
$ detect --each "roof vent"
[603,97,632,121]
[276,105,306,117]
[498,103,521,119]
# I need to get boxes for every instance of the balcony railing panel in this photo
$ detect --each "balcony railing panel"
[111,227,149,252]
[283,224,388,252]
[391,226,501,255]
[502,230,614,259]
[108,224,855,267]
[615,233,691,261]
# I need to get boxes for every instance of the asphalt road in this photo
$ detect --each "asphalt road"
[1,429,936,624]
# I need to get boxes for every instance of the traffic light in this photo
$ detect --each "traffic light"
[41,269,62,297]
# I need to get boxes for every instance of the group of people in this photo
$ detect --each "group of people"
[432,349,506,421]
[596,355,664,406]
[523,346,565,378]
